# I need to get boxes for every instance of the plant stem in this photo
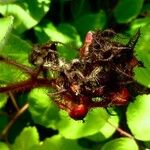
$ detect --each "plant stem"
[107,120,134,139]
[0,103,29,140]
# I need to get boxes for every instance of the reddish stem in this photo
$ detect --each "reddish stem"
[0,78,56,93]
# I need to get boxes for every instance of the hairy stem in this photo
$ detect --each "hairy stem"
[0,78,56,93]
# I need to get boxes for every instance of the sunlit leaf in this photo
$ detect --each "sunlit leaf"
[101,138,138,150]
[1,33,31,63]
[0,93,8,109]
[86,111,119,142]
[0,16,14,50]
[35,22,81,46]
[134,67,150,87]
[134,25,150,65]
[28,88,60,129]
[31,135,86,150]
[0,33,31,84]
[12,126,39,150]
[57,108,109,139]
[127,94,150,141]
[0,0,51,33]
[133,25,150,87]
[130,18,150,33]
[35,22,81,60]
[0,142,9,150]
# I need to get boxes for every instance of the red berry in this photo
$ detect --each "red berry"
[69,104,88,120]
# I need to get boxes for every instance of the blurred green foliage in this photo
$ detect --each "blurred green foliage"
[0,0,150,149]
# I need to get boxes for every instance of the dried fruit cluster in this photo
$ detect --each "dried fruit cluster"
[52,29,140,120]
[30,29,140,120]
[0,29,141,120]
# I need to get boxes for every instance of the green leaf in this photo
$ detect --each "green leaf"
[0,115,9,133]
[131,25,150,87]
[126,94,150,141]
[35,22,81,46]
[0,16,14,50]
[71,0,91,19]
[0,33,31,84]
[57,108,109,139]
[114,0,144,23]
[1,33,31,63]
[101,138,138,150]
[57,23,81,47]
[35,22,63,43]
[0,0,51,34]
[0,0,18,4]
[0,93,8,109]
[134,67,150,87]
[12,126,39,150]
[134,25,150,66]
[130,18,150,33]
[35,22,81,60]
[73,10,107,39]
[28,88,60,129]
[31,135,86,150]
[86,111,119,142]
[0,142,9,150]
[57,23,81,60]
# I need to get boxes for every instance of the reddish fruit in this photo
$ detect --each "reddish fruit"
[110,88,130,106]
[60,93,89,120]
[69,104,88,120]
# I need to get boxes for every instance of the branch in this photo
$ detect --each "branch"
[0,103,29,140]
[0,78,56,93]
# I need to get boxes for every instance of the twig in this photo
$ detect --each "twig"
[0,103,29,140]
[8,92,19,111]
[107,120,134,139]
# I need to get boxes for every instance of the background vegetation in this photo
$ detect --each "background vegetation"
[0,0,150,149]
